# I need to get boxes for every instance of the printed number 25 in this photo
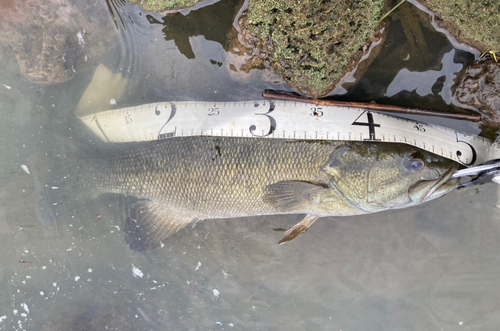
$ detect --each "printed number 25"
[208,108,219,116]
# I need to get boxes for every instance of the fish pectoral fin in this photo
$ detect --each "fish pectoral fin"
[278,214,319,245]
[125,200,196,252]
[263,181,326,212]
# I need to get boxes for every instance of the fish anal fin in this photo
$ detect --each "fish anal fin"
[263,181,325,212]
[278,214,319,245]
[125,200,196,251]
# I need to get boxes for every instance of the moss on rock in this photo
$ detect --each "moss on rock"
[420,0,500,53]
[129,0,201,12]
[238,0,385,97]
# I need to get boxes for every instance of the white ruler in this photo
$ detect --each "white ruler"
[78,100,500,167]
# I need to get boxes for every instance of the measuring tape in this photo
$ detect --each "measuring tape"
[78,100,500,167]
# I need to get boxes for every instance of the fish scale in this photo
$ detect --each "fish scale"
[84,138,314,214]
[74,135,458,251]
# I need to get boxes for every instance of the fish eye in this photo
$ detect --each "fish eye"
[404,158,425,172]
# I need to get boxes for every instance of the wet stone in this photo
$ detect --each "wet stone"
[40,288,153,331]
[455,62,500,125]
[235,0,385,97]
[129,0,203,12]
[0,0,117,85]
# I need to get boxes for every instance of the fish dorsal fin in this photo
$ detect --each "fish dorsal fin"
[278,214,319,245]
[263,181,327,212]
[125,200,197,251]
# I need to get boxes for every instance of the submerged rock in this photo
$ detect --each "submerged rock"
[0,0,116,85]
[129,0,203,12]
[419,0,500,55]
[454,61,500,126]
[236,0,385,97]
[41,288,153,331]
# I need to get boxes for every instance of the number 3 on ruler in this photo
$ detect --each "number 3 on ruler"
[250,102,276,137]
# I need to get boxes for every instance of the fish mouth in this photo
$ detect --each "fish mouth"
[409,167,459,203]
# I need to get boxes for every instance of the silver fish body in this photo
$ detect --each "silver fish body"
[76,136,458,251]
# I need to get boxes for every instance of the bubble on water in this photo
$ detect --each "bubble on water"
[21,304,28,314]
[77,31,85,45]
[132,265,144,278]
[21,165,30,174]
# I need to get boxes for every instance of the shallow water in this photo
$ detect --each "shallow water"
[0,0,499,330]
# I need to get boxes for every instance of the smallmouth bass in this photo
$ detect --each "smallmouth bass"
[74,136,459,251]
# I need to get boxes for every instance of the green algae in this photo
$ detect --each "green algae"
[129,0,201,12]
[421,0,500,54]
[239,0,385,97]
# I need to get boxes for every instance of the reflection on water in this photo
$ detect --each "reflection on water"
[340,1,475,113]
[146,0,242,59]
[0,0,500,330]
[385,49,462,101]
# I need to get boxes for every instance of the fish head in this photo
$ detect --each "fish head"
[323,143,459,212]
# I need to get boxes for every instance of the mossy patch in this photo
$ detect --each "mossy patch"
[420,0,500,53]
[129,0,201,12]
[238,0,385,97]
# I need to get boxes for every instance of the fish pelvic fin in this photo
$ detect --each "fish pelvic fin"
[125,200,197,251]
[278,214,319,245]
[263,181,327,212]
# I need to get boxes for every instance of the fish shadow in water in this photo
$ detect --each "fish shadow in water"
[39,287,159,331]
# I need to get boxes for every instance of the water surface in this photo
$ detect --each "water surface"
[0,0,499,330]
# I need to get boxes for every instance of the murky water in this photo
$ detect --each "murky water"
[1,0,499,330]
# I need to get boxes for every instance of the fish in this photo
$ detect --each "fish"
[69,136,459,251]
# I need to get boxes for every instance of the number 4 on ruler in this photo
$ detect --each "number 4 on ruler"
[352,111,381,141]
